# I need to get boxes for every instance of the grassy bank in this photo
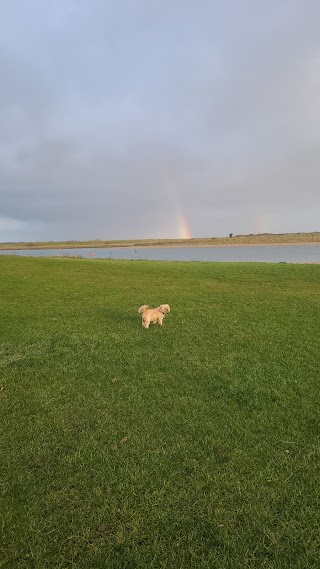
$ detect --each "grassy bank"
[1,231,320,250]
[1,256,319,568]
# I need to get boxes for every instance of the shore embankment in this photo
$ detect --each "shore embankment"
[1,232,320,250]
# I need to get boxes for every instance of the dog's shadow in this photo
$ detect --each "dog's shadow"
[100,308,172,330]
[100,308,138,326]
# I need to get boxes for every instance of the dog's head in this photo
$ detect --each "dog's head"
[138,305,149,314]
[159,304,170,314]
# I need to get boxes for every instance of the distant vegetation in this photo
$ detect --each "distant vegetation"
[0,232,320,250]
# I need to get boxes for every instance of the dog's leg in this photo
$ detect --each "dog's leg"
[143,316,150,329]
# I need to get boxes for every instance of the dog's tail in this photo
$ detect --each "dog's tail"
[138,305,149,314]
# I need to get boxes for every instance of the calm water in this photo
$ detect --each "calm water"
[1,244,320,263]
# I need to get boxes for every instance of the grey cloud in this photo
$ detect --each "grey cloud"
[1,0,320,241]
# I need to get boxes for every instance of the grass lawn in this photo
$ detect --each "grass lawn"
[1,256,319,568]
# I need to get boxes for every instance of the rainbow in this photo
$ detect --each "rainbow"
[177,212,192,239]
[162,179,192,239]
[254,213,268,234]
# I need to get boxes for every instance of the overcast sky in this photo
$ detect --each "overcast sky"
[1,0,320,242]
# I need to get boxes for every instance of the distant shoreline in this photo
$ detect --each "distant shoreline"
[1,233,320,251]
[3,242,320,251]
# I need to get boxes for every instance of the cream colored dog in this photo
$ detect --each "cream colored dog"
[138,304,170,329]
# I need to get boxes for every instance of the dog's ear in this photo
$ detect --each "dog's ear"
[138,305,148,313]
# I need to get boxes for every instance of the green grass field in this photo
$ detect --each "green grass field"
[1,256,319,568]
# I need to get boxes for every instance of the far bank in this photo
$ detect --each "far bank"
[1,232,320,251]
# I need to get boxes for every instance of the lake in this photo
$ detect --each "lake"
[1,244,320,263]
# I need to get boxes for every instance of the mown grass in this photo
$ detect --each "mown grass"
[1,256,319,568]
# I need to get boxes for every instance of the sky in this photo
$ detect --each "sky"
[1,0,320,242]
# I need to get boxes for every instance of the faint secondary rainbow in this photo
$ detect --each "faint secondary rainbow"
[254,213,268,234]
[177,213,192,239]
